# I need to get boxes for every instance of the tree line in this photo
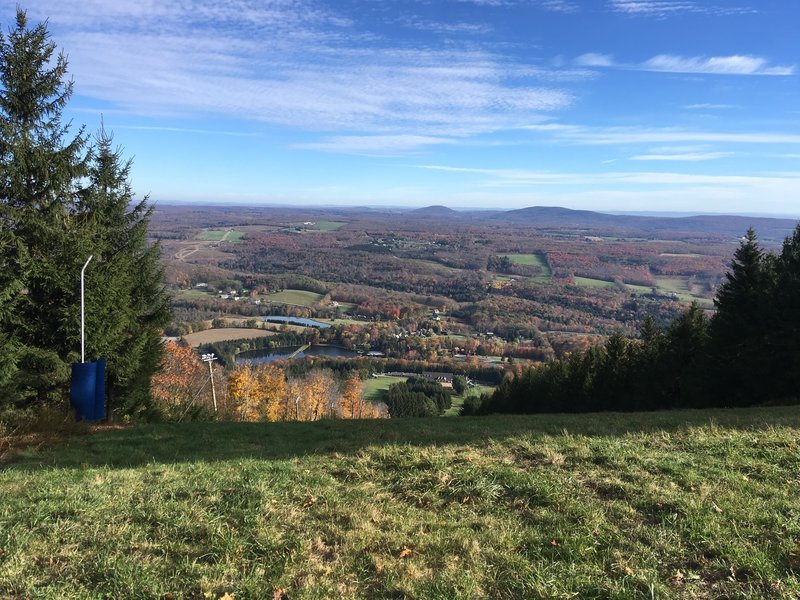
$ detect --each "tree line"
[467,227,800,415]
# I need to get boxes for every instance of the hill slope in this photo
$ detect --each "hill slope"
[3,407,800,599]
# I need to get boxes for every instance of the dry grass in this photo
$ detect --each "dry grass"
[181,328,275,347]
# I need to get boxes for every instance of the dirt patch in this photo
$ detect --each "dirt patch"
[182,328,275,346]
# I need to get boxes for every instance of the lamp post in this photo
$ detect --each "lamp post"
[80,255,93,363]
[201,353,218,413]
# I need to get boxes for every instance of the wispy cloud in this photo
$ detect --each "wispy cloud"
[19,0,576,140]
[684,103,739,110]
[630,151,733,161]
[642,54,794,76]
[575,53,615,67]
[398,16,493,35]
[574,53,793,76]
[609,1,755,17]
[524,124,800,145]
[295,134,458,155]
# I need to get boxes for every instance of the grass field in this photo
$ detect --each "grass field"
[264,289,324,307]
[196,229,245,242]
[3,406,800,599]
[312,220,347,232]
[181,328,274,347]
[361,375,407,402]
[574,276,620,289]
[502,253,552,282]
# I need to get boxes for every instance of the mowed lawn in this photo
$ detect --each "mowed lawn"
[3,407,800,599]
[181,328,275,347]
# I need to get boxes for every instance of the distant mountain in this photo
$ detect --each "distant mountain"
[486,206,797,241]
[406,205,462,219]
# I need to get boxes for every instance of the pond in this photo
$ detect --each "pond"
[262,316,332,329]
[236,344,358,365]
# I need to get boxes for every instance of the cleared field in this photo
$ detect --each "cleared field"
[362,375,407,402]
[313,220,347,231]
[264,289,324,306]
[503,253,552,282]
[574,276,619,289]
[660,253,704,258]
[195,229,245,242]
[181,328,274,347]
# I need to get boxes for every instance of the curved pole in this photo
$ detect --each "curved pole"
[81,255,93,363]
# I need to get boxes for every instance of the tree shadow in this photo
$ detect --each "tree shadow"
[4,405,799,471]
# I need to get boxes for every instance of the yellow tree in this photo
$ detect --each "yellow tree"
[255,364,287,422]
[291,369,338,421]
[338,374,364,419]
[228,363,260,421]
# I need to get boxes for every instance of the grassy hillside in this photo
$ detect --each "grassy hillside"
[2,407,800,599]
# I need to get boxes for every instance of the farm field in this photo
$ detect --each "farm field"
[3,406,800,599]
[264,289,324,307]
[312,220,347,231]
[195,229,245,242]
[181,328,274,347]
[574,276,619,289]
[502,253,552,281]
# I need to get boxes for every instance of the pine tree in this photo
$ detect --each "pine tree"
[710,228,774,404]
[0,9,89,403]
[76,126,171,417]
[771,225,800,399]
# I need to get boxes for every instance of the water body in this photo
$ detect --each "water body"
[262,316,332,329]
[236,344,357,365]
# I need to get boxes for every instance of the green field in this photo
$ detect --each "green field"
[3,406,800,599]
[196,229,245,242]
[502,253,552,282]
[444,384,496,416]
[312,220,347,232]
[574,276,620,289]
[361,375,407,402]
[264,289,324,307]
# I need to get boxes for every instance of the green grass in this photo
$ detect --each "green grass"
[361,375,407,402]
[3,406,800,599]
[264,289,324,307]
[502,253,552,282]
[313,220,347,232]
[574,276,620,289]
[444,385,496,417]
[196,229,245,242]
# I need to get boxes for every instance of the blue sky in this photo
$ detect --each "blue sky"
[6,1,799,214]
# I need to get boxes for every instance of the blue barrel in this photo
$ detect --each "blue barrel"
[71,362,97,421]
[94,359,106,421]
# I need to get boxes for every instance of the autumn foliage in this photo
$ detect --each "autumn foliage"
[151,342,386,422]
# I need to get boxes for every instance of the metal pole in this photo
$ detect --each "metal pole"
[201,353,218,413]
[80,255,93,363]
[208,360,217,413]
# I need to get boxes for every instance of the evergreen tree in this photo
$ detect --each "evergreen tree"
[771,225,800,400]
[75,126,171,418]
[710,228,774,404]
[0,9,89,403]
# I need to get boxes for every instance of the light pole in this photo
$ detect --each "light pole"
[80,255,93,363]
[201,353,218,413]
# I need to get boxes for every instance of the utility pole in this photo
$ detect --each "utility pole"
[80,255,93,363]
[201,353,218,413]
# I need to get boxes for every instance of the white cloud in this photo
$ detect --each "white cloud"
[14,0,576,139]
[609,1,755,17]
[630,151,733,161]
[295,134,458,154]
[524,124,800,146]
[575,53,615,67]
[684,103,739,110]
[641,54,794,76]
[399,16,494,35]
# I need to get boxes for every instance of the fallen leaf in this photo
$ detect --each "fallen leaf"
[550,539,560,547]
[399,546,413,558]
[303,496,317,507]
[220,593,236,600]
[273,588,288,600]
[711,502,723,514]
[671,570,684,582]
[624,566,634,576]
[461,496,470,504]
